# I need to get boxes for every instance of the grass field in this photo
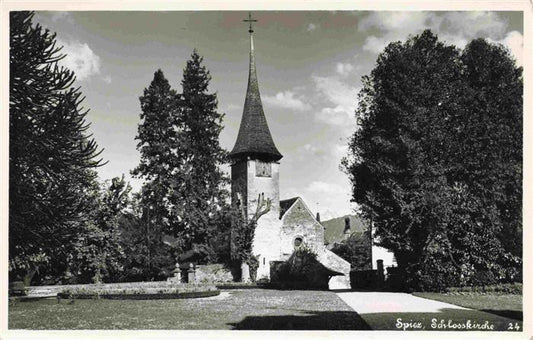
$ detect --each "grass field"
[9,288,522,330]
[413,292,522,321]
[9,289,369,330]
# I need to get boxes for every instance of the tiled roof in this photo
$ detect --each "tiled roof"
[322,215,368,245]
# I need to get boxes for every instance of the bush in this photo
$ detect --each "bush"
[58,282,219,299]
[446,283,522,295]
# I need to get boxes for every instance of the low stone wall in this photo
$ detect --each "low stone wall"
[195,264,234,283]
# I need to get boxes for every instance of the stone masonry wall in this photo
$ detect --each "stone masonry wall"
[195,264,234,283]
[279,198,324,260]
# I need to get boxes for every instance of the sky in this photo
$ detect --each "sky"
[32,10,524,221]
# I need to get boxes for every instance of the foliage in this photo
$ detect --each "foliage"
[330,231,372,270]
[132,51,229,273]
[9,11,104,282]
[58,283,219,300]
[230,193,271,280]
[168,50,229,254]
[343,30,522,291]
[272,245,332,290]
[67,176,131,283]
[117,193,174,282]
[130,69,181,280]
[446,283,522,295]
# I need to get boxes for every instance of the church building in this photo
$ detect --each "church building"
[229,15,351,289]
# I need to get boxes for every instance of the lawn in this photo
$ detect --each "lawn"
[413,292,522,321]
[9,289,369,330]
[10,288,522,330]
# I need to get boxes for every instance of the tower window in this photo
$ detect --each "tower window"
[255,161,272,177]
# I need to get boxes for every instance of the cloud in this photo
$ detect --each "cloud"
[58,40,101,81]
[499,30,523,66]
[336,62,355,76]
[308,181,346,195]
[312,75,358,127]
[313,75,357,109]
[307,23,317,32]
[303,144,319,154]
[50,11,74,23]
[102,76,112,84]
[263,90,311,111]
[359,11,428,33]
[333,143,349,160]
[359,11,514,54]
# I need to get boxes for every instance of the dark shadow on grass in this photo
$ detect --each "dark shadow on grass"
[480,309,522,321]
[229,310,371,330]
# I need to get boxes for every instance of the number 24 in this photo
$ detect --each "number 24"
[508,322,520,331]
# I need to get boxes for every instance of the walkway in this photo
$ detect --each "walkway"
[336,292,467,313]
[335,291,522,331]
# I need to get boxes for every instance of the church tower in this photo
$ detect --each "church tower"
[230,13,283,279]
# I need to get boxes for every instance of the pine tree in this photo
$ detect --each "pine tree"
[131,69,178,279]
[169,50,229,257]
[9,11,104,282]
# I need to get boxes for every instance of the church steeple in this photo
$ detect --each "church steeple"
[230,13,283,162]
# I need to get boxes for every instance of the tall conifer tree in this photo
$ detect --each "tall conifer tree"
[170,50,229,256]
[131,69,177,279]
[9,11,104,282]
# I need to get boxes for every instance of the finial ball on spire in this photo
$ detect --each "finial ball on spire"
[243,12,257,33]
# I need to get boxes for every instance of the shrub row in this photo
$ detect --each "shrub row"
[445,283,522,295]
[58,282,219,299]
[58,290,220,300]
[215,282,260,289]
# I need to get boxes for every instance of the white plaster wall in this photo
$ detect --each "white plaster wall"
[246,160,282,280]
[253,215,282,279]
[246,161,280,217]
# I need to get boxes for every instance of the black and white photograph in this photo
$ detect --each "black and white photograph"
[1,1,531,337]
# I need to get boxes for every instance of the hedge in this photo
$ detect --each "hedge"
[58,283,219,300]
[445,283,522,295]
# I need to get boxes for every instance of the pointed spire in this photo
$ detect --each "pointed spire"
[230,13,282,162]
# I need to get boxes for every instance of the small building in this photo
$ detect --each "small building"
[322,215,373,271]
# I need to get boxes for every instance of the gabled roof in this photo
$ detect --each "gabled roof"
[279,197,299,219]
[230,30,282,162]
[321,215,368,245]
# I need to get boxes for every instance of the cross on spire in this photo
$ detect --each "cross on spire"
[243,12,257,33]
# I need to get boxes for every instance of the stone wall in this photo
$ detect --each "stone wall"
[195,264,234,283]
[279,198,324,259]
[350,229,372,271]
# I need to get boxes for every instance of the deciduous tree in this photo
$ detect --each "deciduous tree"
[343,30,522,290]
